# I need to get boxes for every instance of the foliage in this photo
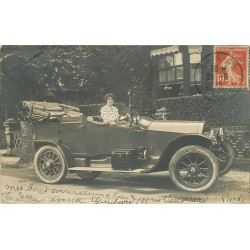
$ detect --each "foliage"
[157,91,250,126]
[0,45,155,124]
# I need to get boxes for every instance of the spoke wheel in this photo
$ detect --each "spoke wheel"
[211,142,235,176]
[76,171,101,180]
[34,145,67,184]
[169,146,219,192]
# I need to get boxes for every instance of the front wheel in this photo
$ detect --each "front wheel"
[34,145,67,184]
[169,146,219,192]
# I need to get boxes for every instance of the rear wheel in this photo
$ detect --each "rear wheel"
[169,145,219,192]
[34,145,67,184]
[76,171,101,180]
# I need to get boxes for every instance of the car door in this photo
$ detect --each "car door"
[85,123,133,156]
[59,118,87,156]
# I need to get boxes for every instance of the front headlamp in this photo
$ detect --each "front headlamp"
[216,127,224,142]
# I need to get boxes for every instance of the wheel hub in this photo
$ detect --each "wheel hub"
[45,161,53,168]
[188,164,199,175]
[190,166,196,173]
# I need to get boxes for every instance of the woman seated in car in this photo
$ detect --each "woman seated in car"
[100,93,119,123]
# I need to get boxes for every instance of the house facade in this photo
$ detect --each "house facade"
[150,45,250,159]
[150,45,249,99]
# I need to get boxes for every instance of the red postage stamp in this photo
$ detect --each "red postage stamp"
[214,46,249,88]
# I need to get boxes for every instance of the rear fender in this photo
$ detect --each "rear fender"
[148,134,214,173]
[34,140,75,168]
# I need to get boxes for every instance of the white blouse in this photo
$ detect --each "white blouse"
[100,105,119,122]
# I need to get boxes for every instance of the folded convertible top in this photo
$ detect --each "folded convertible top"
[18,101,82,122]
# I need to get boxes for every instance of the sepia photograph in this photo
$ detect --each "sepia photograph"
[1,1,249,250]
[1,45,249,204]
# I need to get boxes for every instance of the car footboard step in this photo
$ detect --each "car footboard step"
[69,166,147,173]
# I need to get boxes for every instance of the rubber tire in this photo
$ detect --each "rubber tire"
[76,171,101,180]
[169,145,219,192]
[34,145,67,184]
[215,142,235,176]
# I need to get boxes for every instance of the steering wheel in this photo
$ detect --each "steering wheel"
[119,107,139,123]
[119,107,130,121]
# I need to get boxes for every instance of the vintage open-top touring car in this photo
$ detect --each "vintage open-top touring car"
[18,92,235,192]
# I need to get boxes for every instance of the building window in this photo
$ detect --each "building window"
[190,50,202,95]
[190,66,201,82]
[151,46,203,98]
[159,69,167,83]
[190,53,201,82]
[155,52,184,98]
[157,53,183,84]
[176,66,184,80]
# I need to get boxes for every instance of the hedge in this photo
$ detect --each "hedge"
[156,91,250,126]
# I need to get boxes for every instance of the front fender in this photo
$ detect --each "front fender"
[145,134,215,173]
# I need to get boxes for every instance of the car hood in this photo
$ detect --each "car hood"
[144,119,205,134]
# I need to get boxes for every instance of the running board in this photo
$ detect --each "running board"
[70,155,160,173]
[69,166,147,173]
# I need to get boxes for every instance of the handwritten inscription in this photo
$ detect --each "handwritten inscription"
[221,192,245,203]
[2,183,214,204]
[17,192,43,203]
[91,193,208,204]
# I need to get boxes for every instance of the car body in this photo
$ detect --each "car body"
[19,99,235,192]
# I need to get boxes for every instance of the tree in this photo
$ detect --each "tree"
[0,45,158,123]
